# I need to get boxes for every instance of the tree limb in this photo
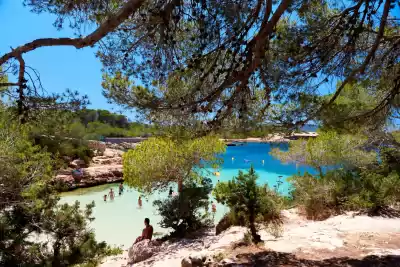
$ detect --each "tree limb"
[16,54,26,121]
[0,82,18,87]
[0,0,145,66]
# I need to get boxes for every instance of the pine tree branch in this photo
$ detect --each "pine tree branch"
[0,0,145,66]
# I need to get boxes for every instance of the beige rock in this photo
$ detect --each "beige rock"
[128,240,160,264]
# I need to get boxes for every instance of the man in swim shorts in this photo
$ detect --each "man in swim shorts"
[134,218,153,244]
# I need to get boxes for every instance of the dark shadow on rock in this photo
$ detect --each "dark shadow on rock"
[230,251,400,267]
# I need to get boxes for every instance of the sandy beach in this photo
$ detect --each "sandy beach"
[100,208,400,266]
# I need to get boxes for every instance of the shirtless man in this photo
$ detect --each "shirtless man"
[134,218,153,244]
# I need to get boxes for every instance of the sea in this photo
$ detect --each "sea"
[60,142,315,248]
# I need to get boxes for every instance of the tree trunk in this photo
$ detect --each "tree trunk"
[249,210,261,243]
[178,177,183,192]
[317,166,324,178]
[52,240,61,267]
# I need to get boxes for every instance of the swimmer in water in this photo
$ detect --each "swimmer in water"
[262,159,265,165]
[232,157,234,161]
[138,196,143,208]
[103,194,107,202]
[108,188,115,201]
[211,201,216,218]
[119,182,124,195]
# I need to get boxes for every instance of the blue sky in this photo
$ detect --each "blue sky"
[0,0,136,118]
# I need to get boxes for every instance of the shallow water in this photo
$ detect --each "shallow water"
[60,143,315,248]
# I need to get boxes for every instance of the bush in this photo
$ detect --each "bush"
[215,212,246,235]
[289,164,400,219]
[213,166,283,243]
[0,109,114,267]
[153,178,214,237]
[33,135,94,167]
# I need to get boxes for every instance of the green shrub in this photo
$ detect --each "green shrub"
[347,170,400,214]
[213,166,283,243]
[33,135,94,167]
[215,212,247,235]
[153,178,214,237]
[289,166,400,218]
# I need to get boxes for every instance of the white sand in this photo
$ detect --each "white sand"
[100,209,400,266]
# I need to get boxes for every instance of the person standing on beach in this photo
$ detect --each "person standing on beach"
[109,188,115,201]
[138,196,142,208]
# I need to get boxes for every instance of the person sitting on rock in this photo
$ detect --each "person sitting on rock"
[134,218,153,244]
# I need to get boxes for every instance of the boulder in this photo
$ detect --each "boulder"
[127,239,160,264]
[182,253,215,267]
[181,257,193,267]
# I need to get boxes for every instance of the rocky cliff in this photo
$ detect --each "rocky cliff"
[55,148,125,191]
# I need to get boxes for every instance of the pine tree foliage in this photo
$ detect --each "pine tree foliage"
[213,166,283,243]
[0,0,399,130]
[0,107,119,267]
[123,135,225,193]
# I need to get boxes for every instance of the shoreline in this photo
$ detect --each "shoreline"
[56,133,319,192]
[223,132,319,144]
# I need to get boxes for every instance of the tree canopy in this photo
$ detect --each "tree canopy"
[213,166,283,242]
[0,0,398,131]
[123,135,226,193]
[270,131,378,177]
[0,106,118,266]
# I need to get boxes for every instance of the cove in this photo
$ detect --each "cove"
[59,143,315,248]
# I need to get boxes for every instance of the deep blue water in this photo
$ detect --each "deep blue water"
[205,142,316,194]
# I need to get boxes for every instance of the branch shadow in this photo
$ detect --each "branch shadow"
[233,251,400,267]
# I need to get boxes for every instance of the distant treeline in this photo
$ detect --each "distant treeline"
[65,109,319,141]
[67,109,158,140]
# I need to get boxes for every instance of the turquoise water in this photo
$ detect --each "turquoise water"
[60,143,315,248]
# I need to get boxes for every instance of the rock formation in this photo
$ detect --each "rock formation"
[128,240,161,264]
[55,148,124,190]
